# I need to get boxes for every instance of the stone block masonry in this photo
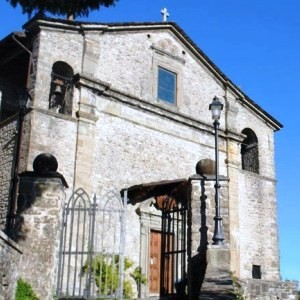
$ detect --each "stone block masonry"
[0,117,18,231]
[16,174,66,300]
[0,231,22,300]
[243,279,298,300]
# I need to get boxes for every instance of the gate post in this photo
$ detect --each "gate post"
[15,153,68,300]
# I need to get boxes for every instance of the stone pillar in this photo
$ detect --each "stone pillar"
[190,160,233,298]
[15,154,68,300]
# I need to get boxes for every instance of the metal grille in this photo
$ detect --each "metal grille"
[160,196,188,298]
[241,128,259,174]
[56,188,127,299]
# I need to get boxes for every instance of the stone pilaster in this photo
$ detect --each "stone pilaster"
[74,87,99,193]
[226,138,242,277]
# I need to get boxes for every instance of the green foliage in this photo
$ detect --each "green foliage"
[131,266,147,285]
[81,255,134,298]
[15,278,39,300]
[229,272,245,300]
[6,0,118,18]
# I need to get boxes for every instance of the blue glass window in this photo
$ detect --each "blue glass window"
[157,67,177,104]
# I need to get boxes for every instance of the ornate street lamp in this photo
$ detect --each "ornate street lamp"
[209,96,224,245]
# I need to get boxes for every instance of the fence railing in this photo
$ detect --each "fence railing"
[56,188,127,299]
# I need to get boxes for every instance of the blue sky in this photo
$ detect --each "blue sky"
[1,0,299,285]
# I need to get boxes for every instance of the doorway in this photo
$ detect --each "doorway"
[150,230,174,294]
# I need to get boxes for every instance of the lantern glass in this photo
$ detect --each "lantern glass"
[209,96,223,120]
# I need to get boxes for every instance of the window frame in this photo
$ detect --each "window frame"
[157,66,177,105]
[152,47,184,108]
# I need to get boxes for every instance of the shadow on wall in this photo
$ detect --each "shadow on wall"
[1,119,18,234]
[189,179,208,300]
[13,153,68,242]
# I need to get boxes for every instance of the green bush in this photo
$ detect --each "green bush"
[229,272,245,300]
[81,255,134,298]
[131,266,147,285]
[15,278,39,300]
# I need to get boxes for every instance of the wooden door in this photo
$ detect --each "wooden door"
[149,230,161,293]
[149,230,174,294]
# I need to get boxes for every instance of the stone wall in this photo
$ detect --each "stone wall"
[0,231,22,300]
[238,172,280,281]
[16,175,66,300]
[0,118,17,230]
[28,22,282,296]
[225,89,280,280]
[243,279,298,300]
[32,25,225,127]
[0,79,20,121]
[25,109,77,198]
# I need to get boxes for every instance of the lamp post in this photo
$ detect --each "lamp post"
[209,96,224,245]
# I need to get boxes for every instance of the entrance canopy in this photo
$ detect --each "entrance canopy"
[120,178,188,205]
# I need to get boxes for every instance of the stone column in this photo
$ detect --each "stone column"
[15,153,68,300]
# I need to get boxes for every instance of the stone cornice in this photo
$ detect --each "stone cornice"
[75,110,99,123]
[73,73,111,94]
[73,72,243,143]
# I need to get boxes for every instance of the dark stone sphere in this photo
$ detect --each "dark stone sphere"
[196,159,215,175]
[33,153,58,173]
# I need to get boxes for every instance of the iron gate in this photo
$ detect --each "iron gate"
[56,188,127,299]
[159,195,188,298]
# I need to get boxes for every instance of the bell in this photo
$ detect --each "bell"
[53,84,62,96]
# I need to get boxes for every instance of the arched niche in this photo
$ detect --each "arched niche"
[241,128,259,174]
[48,61,74,115]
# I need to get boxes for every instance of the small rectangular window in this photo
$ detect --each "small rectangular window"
[157,67,177,104]
[252,265,261,279]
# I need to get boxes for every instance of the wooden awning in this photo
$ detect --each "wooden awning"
[120,178,188,205]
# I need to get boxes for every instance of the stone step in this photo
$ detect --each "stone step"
[200,269,235,299]
[199,291,236,299]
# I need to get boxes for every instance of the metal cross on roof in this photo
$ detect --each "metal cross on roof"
[161,7,170,22]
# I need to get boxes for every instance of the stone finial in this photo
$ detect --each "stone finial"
[33,153,58,174]
[196,159,215,176]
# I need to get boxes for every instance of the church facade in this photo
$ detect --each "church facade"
[0,17,297,299]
